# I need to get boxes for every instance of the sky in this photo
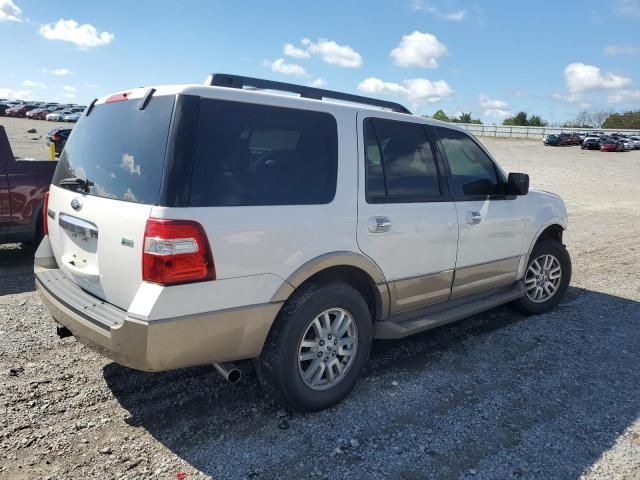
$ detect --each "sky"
[1,0,640,124]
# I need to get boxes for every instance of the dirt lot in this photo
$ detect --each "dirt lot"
[1,117,640,479]
[2,116,69,159]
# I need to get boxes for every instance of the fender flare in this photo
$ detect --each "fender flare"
[518,218,566,278]
[271,251,391,319]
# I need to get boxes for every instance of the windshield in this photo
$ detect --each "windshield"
[52,95,175,204]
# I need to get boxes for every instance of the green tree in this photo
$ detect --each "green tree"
[503,111,529,126]
[457,112,472,123]
[602,110,640,129]
[503,111,547,127]
[432,109,450,122]
[528,115,547,127]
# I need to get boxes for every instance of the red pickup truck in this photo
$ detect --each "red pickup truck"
[0,126,57,245]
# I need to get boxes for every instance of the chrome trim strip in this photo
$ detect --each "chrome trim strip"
[58,213,98,239]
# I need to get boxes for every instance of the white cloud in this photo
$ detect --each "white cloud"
[484,108,512,119]
[302,38,363,68]
[479,94,508,110]
[552,92,591,109]
[390,31,448,68]
[120,153,141,176]
[357,77,453,104]
[22,80,47,89]
[283,43,310,59]
[63,85,75,92]
[123,188,138,202]
[43,67,71,76]
[64,92,75,99]
[478,95,511,118]
[604,45,640,55]
[564,63,631,93]
[39,19,114,49]
[282,38,363,68]
[608,89,640,103]
[613,0,640,16]
[0,88,33,100]
[309,78,326,87]
[264,58,307,77]
[410,0,467,21]
[0,0,22,22]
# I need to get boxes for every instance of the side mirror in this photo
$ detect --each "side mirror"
[507,172,529,196]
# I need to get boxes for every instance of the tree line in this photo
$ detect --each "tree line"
[426,109,640,129]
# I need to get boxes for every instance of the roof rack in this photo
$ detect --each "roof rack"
[206,73,412,114]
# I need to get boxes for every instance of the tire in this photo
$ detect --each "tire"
[255,281,372,411]
[512,240,571,315]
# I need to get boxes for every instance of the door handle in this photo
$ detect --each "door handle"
[368,216,392,233]
[466,211,482,225]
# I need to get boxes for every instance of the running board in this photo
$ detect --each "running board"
[374,281,525,339]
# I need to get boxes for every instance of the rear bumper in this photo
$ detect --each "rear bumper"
[35,238,281,372]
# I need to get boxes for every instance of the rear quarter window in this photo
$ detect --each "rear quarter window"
[189,99,338,207]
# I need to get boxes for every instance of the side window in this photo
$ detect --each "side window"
[436,127,501,197]
[190,99,338,206]
[364,118,441,202]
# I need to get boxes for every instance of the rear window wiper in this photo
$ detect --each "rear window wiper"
[59,177,94,193]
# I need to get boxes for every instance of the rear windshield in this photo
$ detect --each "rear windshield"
[189,99,338,206]
[52,95,175,204]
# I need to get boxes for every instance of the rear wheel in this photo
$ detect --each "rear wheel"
[512,240,571,315]
[255,281,372,411]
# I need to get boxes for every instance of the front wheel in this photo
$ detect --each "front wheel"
[512,240,571,315]
[255,282,372,411]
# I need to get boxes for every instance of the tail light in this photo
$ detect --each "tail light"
[142,218,215,285]
[51,132,61,141]
[42,192,49,236]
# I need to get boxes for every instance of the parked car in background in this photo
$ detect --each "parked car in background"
[543,134,559,146]
[46,128,72,156]
[0,126,57,245]
[35,75,572,411]
[581,137,601,150]
[619,137,633,151]
[46,110,71,121]
[600,138,623,152]
[557,133,580,146]
[6,104,38,118]
[0,104,9,116]
[629,136,640,149]
[63,112,82,122]
[32,108,56,120]
[26,108,48,119]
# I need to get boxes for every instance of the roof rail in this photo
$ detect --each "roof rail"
[206,73,412,114]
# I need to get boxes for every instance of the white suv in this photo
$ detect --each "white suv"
[35,74,571,411]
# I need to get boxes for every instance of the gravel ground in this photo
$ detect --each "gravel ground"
[1,116,69,159]
[1,132,640,479]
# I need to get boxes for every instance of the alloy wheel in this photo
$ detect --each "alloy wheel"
[297,308,358,391]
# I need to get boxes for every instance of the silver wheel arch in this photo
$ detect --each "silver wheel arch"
[270,251,391,320]
[519,221,566,280]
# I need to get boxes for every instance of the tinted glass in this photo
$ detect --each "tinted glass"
[52,95,175,204]
[190,99,338,206]
[437,127,501,196]
[364,118,441,202]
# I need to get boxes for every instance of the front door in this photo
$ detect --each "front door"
[433,126,525,299]
[356,113,459,314]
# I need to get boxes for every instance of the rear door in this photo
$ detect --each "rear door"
[433,126,525,299]
[46,93,176,310]
[356,113,459,314]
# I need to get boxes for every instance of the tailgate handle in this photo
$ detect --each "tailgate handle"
[59,214,99,239]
